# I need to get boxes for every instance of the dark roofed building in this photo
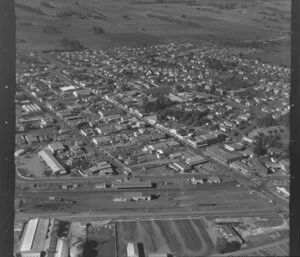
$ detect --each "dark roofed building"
[206,146,243,164]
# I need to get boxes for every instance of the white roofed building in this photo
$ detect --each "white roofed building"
[38,149,66,175]
[127,242,138,257]
[19,218,56,257]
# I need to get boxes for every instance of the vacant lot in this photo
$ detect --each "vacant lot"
[17,154,46,178]
[116,218,214,257]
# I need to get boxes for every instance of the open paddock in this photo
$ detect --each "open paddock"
[116,217,214,257]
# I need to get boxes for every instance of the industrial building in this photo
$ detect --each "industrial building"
[113,178,152,189]
[205,146,243,164]
[48,142,65,154]
[187,131,225,148]
[22,104,43,114]
[113,192,153,202]
[230,161,253,176]
[185,154,208,166]
[169,161,191,173]
[247,159,268,177]
[38,149,66,175]
[19,218,50,257]
[54,239,69,257]
[127,243,139,257]
[85,161,114,175]
[19,218,69,257]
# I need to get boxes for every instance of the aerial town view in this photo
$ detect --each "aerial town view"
[14,0,290,256]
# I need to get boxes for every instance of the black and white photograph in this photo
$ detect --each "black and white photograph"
[0,0,298,256]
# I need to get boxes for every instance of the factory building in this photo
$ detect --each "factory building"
[19,218,50,257]
[38,149,66,175]
[19,218,69,257]
[205,146,243,164]
[54,239,69,257]
[127,243,139,257]
[85,161,114,175]
[48,142,65,154]
[185,155,208,166]
[169,161,191,173]
[113,178,152,189]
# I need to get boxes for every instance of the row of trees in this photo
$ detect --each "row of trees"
[143,95,209,126]
[158,108,209,126]
[215,237,241,254]
[60,38,84,51]
[144,95,175,112]
[89,26,105,35]
[254,133,283,156]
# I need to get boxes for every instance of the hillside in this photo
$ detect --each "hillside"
[16,0,291,65]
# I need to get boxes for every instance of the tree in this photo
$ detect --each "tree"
[60,38,84,51]
[257,114,275,127]
[215,237,227,253]
[221,241,241,253]
[43,25,60,34]
[254,136,267,156]
[89,26,105,34]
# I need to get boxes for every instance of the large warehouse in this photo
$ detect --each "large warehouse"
[38,149,66,175]
[19,218,50,257]
[19,218,69,257]
[205,146,243,164]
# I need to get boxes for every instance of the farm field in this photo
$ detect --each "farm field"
[115,218,214,257]
[16,0,291,66]
[242,241,289,256]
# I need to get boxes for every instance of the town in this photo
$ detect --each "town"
[13,41,290,257]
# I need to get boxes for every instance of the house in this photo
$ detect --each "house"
[279,159,290,174]
[92,136,111,146]
[242,135,255,145]
[81,128,95,137]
